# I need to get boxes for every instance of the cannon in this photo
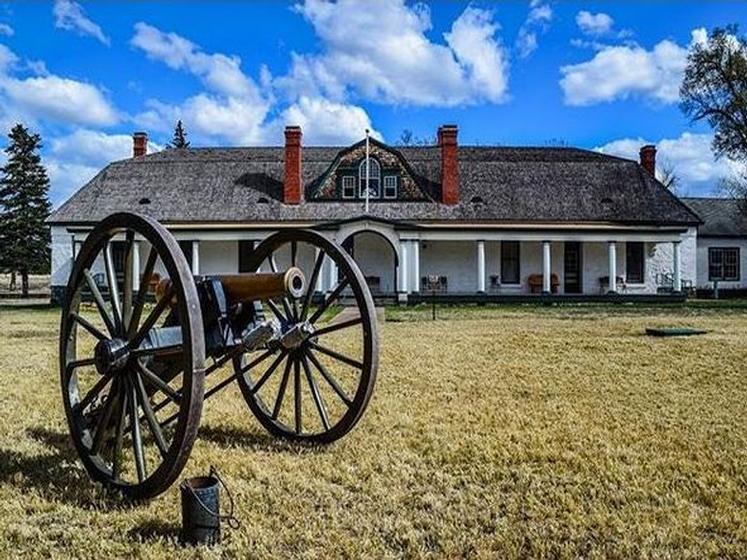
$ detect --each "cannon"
[59,213,378,499]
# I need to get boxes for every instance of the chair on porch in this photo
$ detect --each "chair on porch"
[527,273,559,294]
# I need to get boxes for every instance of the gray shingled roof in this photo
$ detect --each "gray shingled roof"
[682,197,747,236]
[48,145,700,226]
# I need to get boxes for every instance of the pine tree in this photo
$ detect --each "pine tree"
[0,124,52,297]
[169,120,190,149]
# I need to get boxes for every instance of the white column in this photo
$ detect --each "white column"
[477,240,486,293]
[191,240,200,275]
[132,241,141,286]
[327,256,338,292]
[608,241,617,293]
[411,240,420,293]
[542,241,551,293]
[399,241,409,293]
[673,241,682,292]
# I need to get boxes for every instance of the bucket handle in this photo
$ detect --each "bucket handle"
[183,466,241,529]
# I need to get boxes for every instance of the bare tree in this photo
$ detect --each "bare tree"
[658,160,680,192]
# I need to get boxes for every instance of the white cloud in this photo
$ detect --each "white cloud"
[282,0,509,106]
[576,11,613,36]
[46,160,100,206]
[516,2,552,58]
[53,0,110,46]
[560,29,706,106]
[0,43,17,72]
[277,96,380,145]
[0,74,119,127]
[595,132,741,195]
[0,23,13,37]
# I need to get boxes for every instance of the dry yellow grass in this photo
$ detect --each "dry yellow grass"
[0,303,745,558]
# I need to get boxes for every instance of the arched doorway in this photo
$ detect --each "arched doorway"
[341,231,398,296]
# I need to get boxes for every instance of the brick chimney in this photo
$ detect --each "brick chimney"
[133,132,148,158]
[283,125,302,205]
[640,144,656,176]
[438,125,459,205]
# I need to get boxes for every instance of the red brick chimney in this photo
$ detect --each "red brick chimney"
[640,144,656,176]
[438,125,459,205]
[283,125,302,205]
[133,132,148,158]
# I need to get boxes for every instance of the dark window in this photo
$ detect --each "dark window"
[238,240,255,273]
[501,241,520,284]
[358,158,380,198]
[709,247,740,281]
[178,240,193,270]
[383,176,397,199]
[341,176,356,198]
[626,242,644,283]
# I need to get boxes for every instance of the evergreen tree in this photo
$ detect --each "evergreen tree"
[0,124,52,297]
[168,120,190,149]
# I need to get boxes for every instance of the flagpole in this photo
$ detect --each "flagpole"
[365,128,370,214]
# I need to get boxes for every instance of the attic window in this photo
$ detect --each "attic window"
[470,196,485,205]
[138,197,151,205]
[257,197,269,204]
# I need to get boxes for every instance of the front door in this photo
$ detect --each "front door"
[564,242,582,294]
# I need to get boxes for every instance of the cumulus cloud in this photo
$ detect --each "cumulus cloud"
[575,11,613,36]
[560,29,705,106]
[595,132,742,195]
[0,23,13,37]
[516,1,553,58]
[277,96,380,145]
[280,0,509,106]
[53,0,110,46]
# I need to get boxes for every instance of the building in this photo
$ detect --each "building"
[48,125,702,304]
[683,197,747,294]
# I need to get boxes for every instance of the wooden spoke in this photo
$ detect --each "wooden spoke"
[294,357,302,434]
[91,382,120,455]
[309,277,350,324]
[312,316,362,338]
[306,349,352,406]
[291,240,297,268]
[302,355,330,431]
[239,349,276,376]
[136,361,181,403]
[67,357,97,371]
[122,231,135,330]
[301,250,325,321]
[128,246,158,339]
[71,311,108,341]
[83,269,117,337]
[128,378,146,483]
[129,283,174,348]
[272,356,293,420]
[111,379,128,481]
[104,242,123,335]
[265,299,287,323]
[309,341,364,370]
[250,349,287,394]
[267,253,294,320]
[135,370,168,457]
[77,372,113,412]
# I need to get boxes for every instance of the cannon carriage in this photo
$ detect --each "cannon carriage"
[60,212,378,499]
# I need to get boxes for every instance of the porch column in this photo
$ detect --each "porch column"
[608,241,617,293]
[314,248,323,293]
[411,240,420,293]
[477,240,486,292]
[542,241,551,294]
[191,240,200,275]
[327,256,338,292]
[132,241,141,286]
[399,241,409,294]
[672,241,682,292]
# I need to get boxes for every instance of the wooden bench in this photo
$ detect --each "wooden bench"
[527,273,559,294]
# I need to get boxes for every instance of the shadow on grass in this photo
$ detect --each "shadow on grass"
[128,518,181,544]
[199,424,328,455]
[0,426,144,510]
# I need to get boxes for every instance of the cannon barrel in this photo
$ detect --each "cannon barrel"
[155,267,306,306]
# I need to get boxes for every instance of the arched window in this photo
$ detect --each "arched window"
[358,158,381,198]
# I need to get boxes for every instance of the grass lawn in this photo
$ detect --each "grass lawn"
[0,303,745,558]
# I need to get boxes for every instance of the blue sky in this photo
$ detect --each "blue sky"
[0,1,744,205]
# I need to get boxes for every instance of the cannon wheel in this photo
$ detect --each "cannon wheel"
[59,212,205,499]
[233,230,378,444]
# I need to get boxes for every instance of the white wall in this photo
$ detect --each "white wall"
[695,236,747,289]
[199,241,238,274]
[51,226,74,287]
[351,233,396,294]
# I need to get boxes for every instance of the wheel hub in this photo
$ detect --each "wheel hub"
[94,338,130,376]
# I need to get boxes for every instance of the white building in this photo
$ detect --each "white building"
[48,125,701,304]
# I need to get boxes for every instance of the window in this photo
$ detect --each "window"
[501,241,520,284]
[626,242,644,284]
[239,240,255,273]
[383,176,397,199]
[342,176,356,199]
[709,247,740,281]
[358,158,380,198]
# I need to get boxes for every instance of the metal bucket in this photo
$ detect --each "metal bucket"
[180,466,239,546]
